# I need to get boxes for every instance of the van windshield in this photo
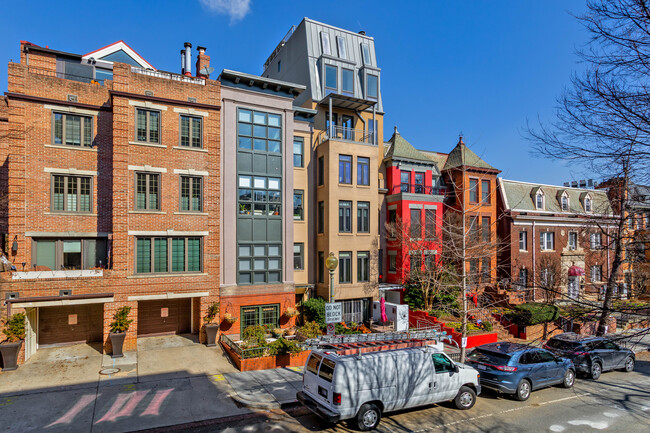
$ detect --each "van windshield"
[306,353,322,375]
[318,358,336,382]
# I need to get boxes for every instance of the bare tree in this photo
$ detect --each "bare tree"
[527,0,650,335]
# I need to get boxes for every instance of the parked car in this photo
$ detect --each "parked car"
[543,333,635,380]
[297,346,480,431]
[466,342,574,401]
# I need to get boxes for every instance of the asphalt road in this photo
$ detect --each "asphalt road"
[152,352,650,433]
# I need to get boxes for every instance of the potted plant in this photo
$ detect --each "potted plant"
[109,306,133,358]
[204,302,220,347]
[284,306,299,318]
[223,312,237,324]
[0,313,25,371]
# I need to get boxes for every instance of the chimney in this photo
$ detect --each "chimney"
[195,46,210,79]
[358,31,366,35]
[180,49,186,75]
[184,42,192,76]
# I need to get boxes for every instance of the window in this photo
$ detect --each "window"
[469,179,479,202]
[179,115,202,148]
[432,353,455,373]
[341,299,367,323]
[389,254,396,272]
[318,156,324,185]
[518,268,528,288]
[367,74,378,99]
[481,257,490,283]
[584,196,592,212]
[294,243,304,270]
[357,251,370,282]
[469,216,480,242]
[628,215,635,229]
[646,213,650,228]
[325,65,337,91]
[357,157,370,185]
[318,251,325,283]
[519,231,527,251]
[400,171,410,192]
[237,109,282,153]
[469,259,479,285]
[342,68,354,95]
[540,232,554,251]
[591,265,602,282]
[336,36,347,58]
[136,108,160,144]
[415,173,425,194]
[425,209,436,240]
[561,194,569,211]
[339,251,351,283]
[339,155,352,184]
[180,176,202,212]
[536,193,544,210]
[590,232,602,249]
[410,209,421,238]
[238,175,282,217]
[277,60,281,72]
[367,118,376,144]
[482,216,490,243]
[136,236,202,274]
[568,231,578,250]
[360,43,371,64]
[238,244,282,284]
[135,173,160,211]
[388,209,397,238]
[33,238,107,271]
[53,113,93,147]
[293,137,304,167]
[339,201,352,232]
[481,179,490,203]
[410,252,422,273]
[51,175,92,213]
[357,201,370,233]
[318,201,324,233]
[293,190,304,220]
[320,32,331,55]
[240,305,280,334]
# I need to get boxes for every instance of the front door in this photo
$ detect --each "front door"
[431,353,461,401]
[568,277,580,299]
[341,115,354,140]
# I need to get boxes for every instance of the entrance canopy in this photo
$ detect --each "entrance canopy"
[568,266,585,277]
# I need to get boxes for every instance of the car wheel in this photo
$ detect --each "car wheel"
[514,379,531,401]
[590,361,602,380]
[623,356,635,373]
[356,403,381,431]
[562,369,575,388]
[454,386,476,410]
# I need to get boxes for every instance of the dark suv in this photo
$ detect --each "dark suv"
[544,333,635,380]
[466,342,575,401]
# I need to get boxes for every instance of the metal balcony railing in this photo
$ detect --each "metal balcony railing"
[27,66,106,86]
[389,184,447,196]
[131,67,205,85]
[318,126,376,145]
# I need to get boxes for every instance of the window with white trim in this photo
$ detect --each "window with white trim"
[590,232,602,249]
[590,265,602,282]
[519,231,527,251]
[568,231,578,250]
[540,232,554,251]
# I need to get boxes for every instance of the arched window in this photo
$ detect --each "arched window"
[536,192,544,210]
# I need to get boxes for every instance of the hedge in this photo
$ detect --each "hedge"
[510,303,559,326]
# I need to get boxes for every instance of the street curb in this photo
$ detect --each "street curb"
[229,393,302,410]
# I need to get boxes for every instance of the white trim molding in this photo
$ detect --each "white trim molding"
[128,100,168,111]
[43,104,99,116]
[173,169,209,176]
[44,167,98,176]
[128,165,167,173]
[128,230,210,236]
[127,292,209,301]
[12,296,113,308]
[173,107,209,117]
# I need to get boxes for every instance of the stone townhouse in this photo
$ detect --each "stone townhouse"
[0,40,220,363]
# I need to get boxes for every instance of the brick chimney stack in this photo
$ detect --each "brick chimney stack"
[196,46,210,79]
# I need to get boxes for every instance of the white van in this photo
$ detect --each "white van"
[297,346,480,431]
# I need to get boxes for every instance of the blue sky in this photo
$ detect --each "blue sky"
[0,0,590,185]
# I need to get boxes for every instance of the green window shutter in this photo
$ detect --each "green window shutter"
[172,238,185,272]
[136,238,151,273]
[187,238,201,272]
[154,238,168,273]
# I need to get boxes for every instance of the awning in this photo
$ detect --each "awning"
[318,93,377,111]
[568,266,585,277]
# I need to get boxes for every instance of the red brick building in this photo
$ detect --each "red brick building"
[0,40,220,362]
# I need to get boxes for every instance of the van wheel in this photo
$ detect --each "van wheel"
[356,403,381,431]
[514,379,531,401]
[454,386,476,410]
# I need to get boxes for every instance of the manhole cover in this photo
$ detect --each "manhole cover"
[99,368,120,375]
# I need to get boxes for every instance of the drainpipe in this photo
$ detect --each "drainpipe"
[372,105,377,145]
[532,221,536,301]
[328,97,333,138]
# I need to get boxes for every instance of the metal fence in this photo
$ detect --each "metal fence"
[220,333,273,359]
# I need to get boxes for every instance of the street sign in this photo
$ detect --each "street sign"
[327,323,335,335]
[325,302,342,323]
[461,337,468,348]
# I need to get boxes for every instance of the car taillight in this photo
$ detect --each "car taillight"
[495,365,517,372]
[333,392,341,405]
[573,351,588,356]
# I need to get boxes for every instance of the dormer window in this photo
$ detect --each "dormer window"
[536,191,545,210]
[584,195,593,212]
[560,192,569,211]
[366,74,378,100]
[320,32,331,55]
[361,43,371,65]
[336,36,347,59]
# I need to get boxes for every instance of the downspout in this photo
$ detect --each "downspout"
[328,97,333,138]
[532,221,536,301]
[372,105,377,145]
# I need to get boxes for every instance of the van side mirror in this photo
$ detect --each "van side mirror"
[453,363,459,373]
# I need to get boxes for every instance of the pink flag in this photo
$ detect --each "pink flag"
[380,297,387,323]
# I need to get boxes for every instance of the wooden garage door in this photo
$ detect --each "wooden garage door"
[39,304,103,346]
[137,299,191,336]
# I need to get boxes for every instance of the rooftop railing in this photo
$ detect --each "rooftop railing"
[318,126,376,145]
[131,67,205,85]
[263,25,296,70]
[28,66,106,86]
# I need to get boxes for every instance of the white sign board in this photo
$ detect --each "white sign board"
[461,337,468,348]
[325,302,342,324]
[327,323,335,335]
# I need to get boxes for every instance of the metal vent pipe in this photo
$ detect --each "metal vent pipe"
[184,42,192,76]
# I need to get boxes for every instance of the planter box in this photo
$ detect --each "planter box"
[221,340,311,372]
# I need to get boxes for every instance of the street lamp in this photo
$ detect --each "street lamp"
[325,252,338,302]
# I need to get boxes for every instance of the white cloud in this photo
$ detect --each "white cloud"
[200,0,251,23]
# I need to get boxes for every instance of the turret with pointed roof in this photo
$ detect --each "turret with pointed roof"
[443,136,498,172]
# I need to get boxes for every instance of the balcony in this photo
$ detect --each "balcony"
[28,66,107,86]
[131,67,205,85]
[10,269,105,280]
[318,126,376,145]
[389,184,447,196]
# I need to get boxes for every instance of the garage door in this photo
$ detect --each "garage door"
[38,304,104,346]
[137,299,191,336]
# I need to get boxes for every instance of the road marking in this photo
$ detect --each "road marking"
[567,419,609,429]
[0,398,13,407]
[212,374,225,381]
[410,394,591,433]
[95,390,150,423]
[140,388,173,417]
[549,426,565,432]
[46,394,97,427]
